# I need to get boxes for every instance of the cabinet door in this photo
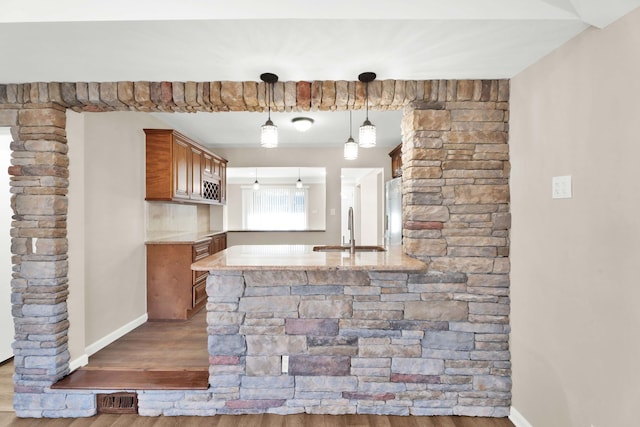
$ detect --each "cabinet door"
[211,233,227,254]
[190,146,203,200]
[173,138,190,200]
[202,152,214,180]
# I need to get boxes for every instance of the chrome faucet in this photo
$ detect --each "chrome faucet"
[348,206,355,254]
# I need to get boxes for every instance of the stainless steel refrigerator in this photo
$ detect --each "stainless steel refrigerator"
[385,177,402,246]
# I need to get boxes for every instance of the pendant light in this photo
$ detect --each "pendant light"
[296,168,303,189]
[260,73,278,148]
[343,110,358,160]
[253,168,260,190]
[358,72,377,148]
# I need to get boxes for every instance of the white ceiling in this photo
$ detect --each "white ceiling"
[2,0,639,148]
[152,110,404,148]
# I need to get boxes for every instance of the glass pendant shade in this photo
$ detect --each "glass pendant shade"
[357,71,377,148]
[344,136,358,160]
[359,120,376,148]
[253,168,260,190]
[260,119,278,148]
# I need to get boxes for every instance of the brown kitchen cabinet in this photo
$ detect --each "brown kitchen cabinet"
[144,129,227,205]
[389,143,402,178]
[210,233,227,254]
[146,232,227,320]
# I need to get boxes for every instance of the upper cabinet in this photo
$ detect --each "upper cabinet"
[389,143,402,178]
[144,129,227,205]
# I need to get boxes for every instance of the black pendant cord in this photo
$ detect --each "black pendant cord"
[358,72,376,123]
[349,110,353,138]
[260,72,279,122]
[267,81,271,121]
[365,81,369,121]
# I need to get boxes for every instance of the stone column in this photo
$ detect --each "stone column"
[9,103,70,413]
[401,81,512,417]
[402,80,510,267]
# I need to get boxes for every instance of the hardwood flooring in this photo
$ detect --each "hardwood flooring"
[52,310,209,390]
[84,310,208,371]
[0,359,12,413]
[0,413,514,426]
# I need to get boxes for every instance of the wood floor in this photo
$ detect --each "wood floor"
[84,309,208,371]
[52,310,209,390]
[0,359,12,413]
[0,413,514,426]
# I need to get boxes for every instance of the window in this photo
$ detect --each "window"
[242,185,308,230]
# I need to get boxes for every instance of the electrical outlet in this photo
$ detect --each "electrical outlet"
[282,355,289,374]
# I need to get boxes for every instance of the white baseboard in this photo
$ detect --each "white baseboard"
[510,406,534,427]
[69,354,89,372]
[85,313,148,356]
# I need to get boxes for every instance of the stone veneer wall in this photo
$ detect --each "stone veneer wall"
[0,79,510,417]
[193,269,510,417]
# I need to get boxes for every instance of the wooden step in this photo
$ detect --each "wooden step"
[51,369,209,390]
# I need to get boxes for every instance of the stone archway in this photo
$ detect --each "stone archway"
[0,79,511,417]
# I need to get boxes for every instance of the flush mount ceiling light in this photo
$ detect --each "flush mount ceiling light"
[292,117,314,132]
[344,110,358,160]
[358,72,377,148]
[260,72,278,148]
[296,168,303,189]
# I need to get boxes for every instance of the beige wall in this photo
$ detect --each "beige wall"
[66,112,87,368]
[68,111,168,358]
[510,7,640,427]
[216,147,392,246]
[0,130,13,362]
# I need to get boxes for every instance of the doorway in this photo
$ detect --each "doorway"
[341,168,385,246]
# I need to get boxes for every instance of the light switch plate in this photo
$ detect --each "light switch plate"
[552,175,572,199]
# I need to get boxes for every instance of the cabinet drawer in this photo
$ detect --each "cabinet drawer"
[193,278,207,307]
[194,269,208,282]
[192,241,211,261]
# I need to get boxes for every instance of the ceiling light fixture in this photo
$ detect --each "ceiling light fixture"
[292,117,314,132]
[253,168,260,190]
[260,72,278,148]
[296,168,303,189]
[344,110,358,160]
[358,72,377,148]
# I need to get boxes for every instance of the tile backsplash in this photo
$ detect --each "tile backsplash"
[146,202,211,236]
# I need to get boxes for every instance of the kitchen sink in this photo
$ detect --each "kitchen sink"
[312,245,387,252]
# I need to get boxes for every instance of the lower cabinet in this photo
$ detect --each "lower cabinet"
[146,233,227,320]
[211,233,227,254]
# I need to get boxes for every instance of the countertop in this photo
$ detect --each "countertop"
[145,230,226,245]
[191,244,427,272]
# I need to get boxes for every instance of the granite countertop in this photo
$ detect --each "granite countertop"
[191,244,427,272]
[145,230,226,245]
